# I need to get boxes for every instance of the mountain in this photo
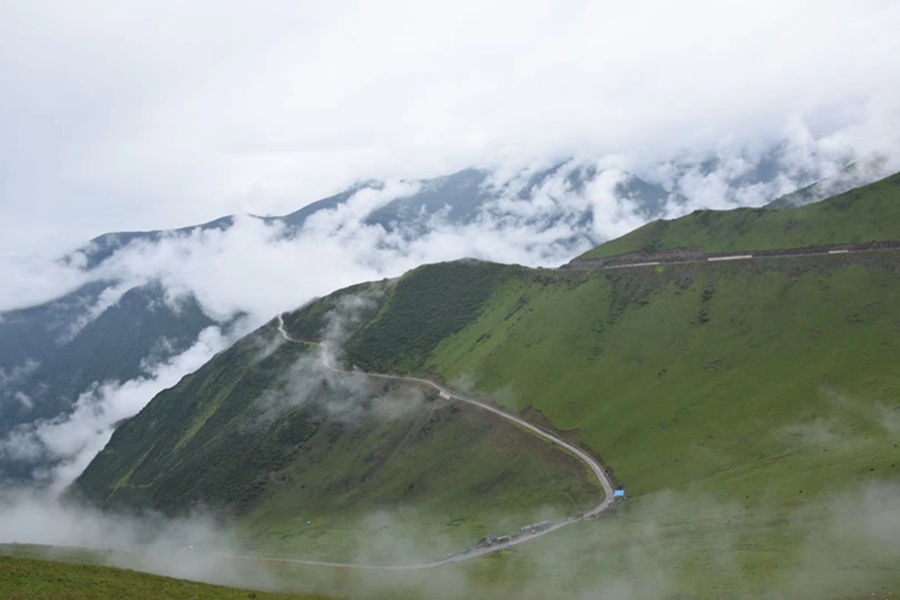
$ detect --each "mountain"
[75,165,673,263]
[766,154,895,209]
[71,172,900,597]
[0,152,874,487]
[0,163,670,485]
[72,274,605,563]
[574,168,900,262]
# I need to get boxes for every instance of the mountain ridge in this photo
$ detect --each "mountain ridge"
[68,171,900,597]
[2,157,893,490]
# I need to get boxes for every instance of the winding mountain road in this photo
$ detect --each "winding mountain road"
[270,315,616,569]
[563,241,900,271]
[263,243,900,569]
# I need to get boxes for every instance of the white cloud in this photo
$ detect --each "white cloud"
[0,360,40,392]
[1,326,231,493]
[0,0,898,254]
[0,248,91,313]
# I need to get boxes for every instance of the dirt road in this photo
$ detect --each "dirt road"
[271,315,616,569]
[564,241,900,271]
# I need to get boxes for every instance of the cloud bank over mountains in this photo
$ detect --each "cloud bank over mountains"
[1,135,899,492]
[6,132,888,349]
[2,0,899,253]
[0,327,229,492]
[1,0,899,494]
[6,133,898,318]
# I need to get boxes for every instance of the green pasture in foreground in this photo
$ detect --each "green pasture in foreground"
[0,554,320,600]
[406,252,900,596]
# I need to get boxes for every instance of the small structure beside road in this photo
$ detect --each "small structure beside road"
[520,520,553,534]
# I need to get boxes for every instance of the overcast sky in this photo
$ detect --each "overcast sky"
[1,0,898,258]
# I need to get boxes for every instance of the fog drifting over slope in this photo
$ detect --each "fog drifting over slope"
[2,132,900,491]
[1,2,900,587]
[2,292,897,598]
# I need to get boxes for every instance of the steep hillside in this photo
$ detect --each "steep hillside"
[75,173,900,597]
[3,158,865,487]
[0,553,321,600]
[0,282,216,481]
[575,170,900,261]
[766,154,893,209]
[284,173,899,597]
[0,161,672,485]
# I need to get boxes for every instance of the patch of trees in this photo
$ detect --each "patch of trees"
[348,261,514,372]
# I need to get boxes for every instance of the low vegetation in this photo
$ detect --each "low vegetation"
[73,302,603,562]
[414,254,900,597]
[68,172,900,598]
[347,260,515,372]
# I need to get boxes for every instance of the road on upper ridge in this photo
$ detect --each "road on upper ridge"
[269,315,616,570]
[562,241,900,271]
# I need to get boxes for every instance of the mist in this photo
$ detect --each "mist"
[0,326,232,492]
[4,483,895,599]
[1,0,899,594]
[2,288,899,599]
[1,144,897,506]
[0,490,289,592]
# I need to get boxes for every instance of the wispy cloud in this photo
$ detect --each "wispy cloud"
[0,134,895,494]
[1,0,898,256]
[1,326,230,492]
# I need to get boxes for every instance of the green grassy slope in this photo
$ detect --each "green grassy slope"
[0,554,321,600]
[74,332,317,514]
[73,275,603,562]
[577,170,900,260]
[238,394,600,562]
[345,260,516,372]
[305,173,898,597]
[421,257,900,497]
[71,174,900,598]
[413,256,900,595]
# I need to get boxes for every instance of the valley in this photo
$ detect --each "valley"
[6,172,900,599]
[266,313,616,566]
[3,4,899,598]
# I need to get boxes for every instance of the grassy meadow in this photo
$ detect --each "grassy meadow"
[0,553,322,600]
[409,251,900,596]
[236,392,602,563]
[74,295,604,564]
[58,172,900,598]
